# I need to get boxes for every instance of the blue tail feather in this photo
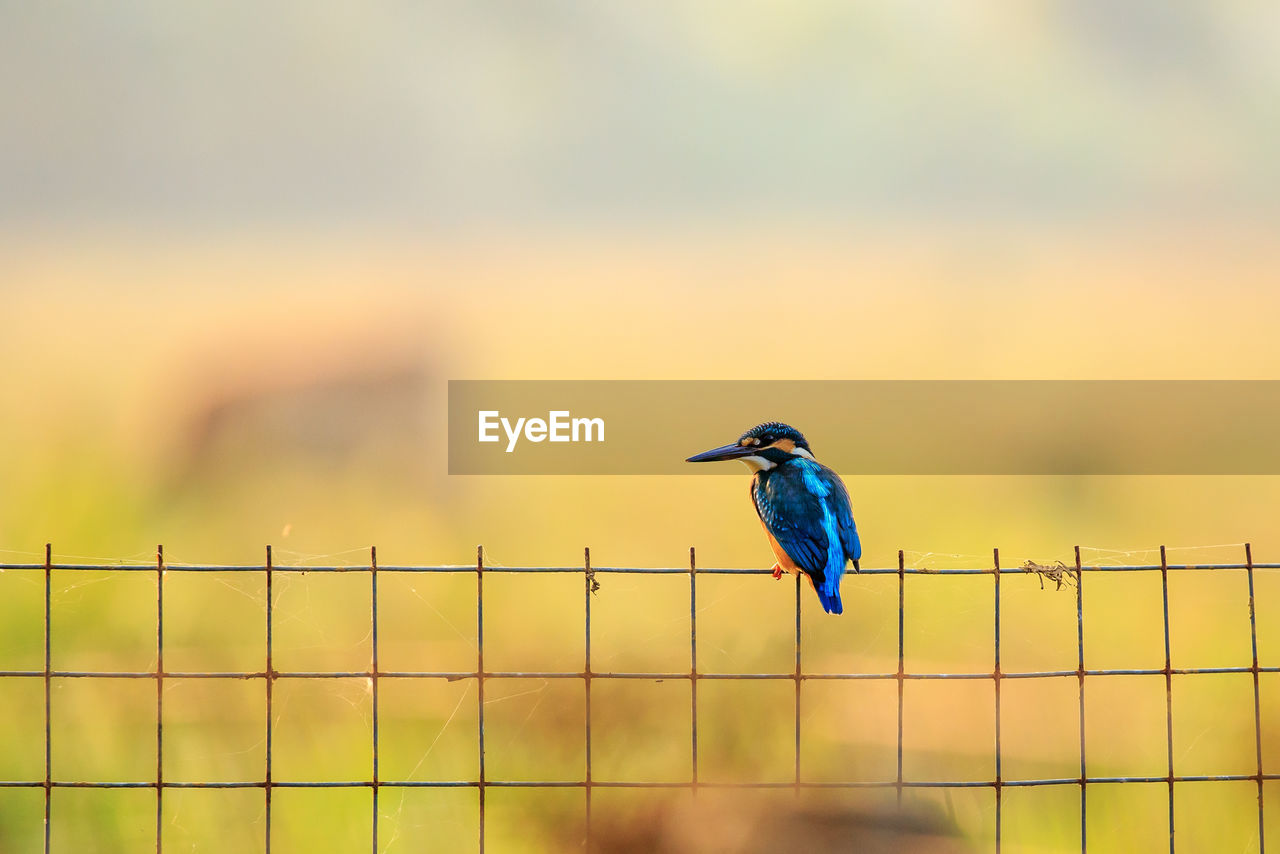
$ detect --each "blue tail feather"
[814,581,843,615]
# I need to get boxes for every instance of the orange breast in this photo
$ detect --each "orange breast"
[759,519,803,577]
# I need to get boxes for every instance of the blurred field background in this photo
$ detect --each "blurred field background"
[3,2,1280,852]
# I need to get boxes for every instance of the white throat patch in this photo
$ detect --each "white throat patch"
[738,455,776,473]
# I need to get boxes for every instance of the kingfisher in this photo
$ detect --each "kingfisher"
[686,422,860,615]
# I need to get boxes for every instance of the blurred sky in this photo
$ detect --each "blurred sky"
[1,2,1278,566]
[2,1,1278,230]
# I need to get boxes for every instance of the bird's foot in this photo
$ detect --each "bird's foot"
[771,564,784,580]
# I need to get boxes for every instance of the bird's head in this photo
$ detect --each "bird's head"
[685,421,814,472]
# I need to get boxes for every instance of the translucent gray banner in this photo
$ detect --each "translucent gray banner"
[447,381,1280,475]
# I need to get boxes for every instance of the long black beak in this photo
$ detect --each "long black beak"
[686,442,756,463]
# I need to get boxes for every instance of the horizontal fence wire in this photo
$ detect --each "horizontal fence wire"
[0,544,1274,854]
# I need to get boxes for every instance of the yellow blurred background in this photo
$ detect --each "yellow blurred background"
[2,2,1279,852]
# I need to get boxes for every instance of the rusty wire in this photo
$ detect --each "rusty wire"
[0,544,1274,853]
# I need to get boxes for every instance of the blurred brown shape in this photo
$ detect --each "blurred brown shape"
[174,353,431,487]
[587,793,969,854]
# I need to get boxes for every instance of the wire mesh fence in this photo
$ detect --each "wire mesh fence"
[0,543,1275,853]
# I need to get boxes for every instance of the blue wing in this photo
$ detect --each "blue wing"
[752,459,859,614]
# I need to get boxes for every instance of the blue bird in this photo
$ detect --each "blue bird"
[687,422,860,614]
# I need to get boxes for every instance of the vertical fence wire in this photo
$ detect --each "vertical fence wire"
[43,543,51,854]
[896,548,905,807]
[155,545,164,854]
[370,546,380,854]
[1160,545,1175,853]
[689,547,699,797]
[476,545,486,854]
[993,547,1002,854]
[794,573,802,795]
[1075,545,1087,854]
[584,547,593,851]
[1246,543,1266,852]
[264,545,274,854]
